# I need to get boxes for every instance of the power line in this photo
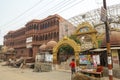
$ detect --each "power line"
[1,0,71,30]
[1,0,62,30]
[58,0,85,13]
[0,0,43,28]
[36,0,85,19]
[2,0,85,31]
[36,0,74,18]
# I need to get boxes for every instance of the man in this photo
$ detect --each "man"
[96,65,103,72]
[69,58,76,74]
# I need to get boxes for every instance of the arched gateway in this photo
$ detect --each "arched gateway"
[53,36,80,66]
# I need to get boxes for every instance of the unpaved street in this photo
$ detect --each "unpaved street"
[0,63,71,80]
[0,62,120,80]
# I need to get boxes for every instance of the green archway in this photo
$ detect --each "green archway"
[53,36,81,66]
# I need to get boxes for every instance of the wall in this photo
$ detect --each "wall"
[59,20,75,40]
[112,49,119,68]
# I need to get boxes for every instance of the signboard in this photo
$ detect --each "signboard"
[92,55,100,65]
[79,55,91,64]
[26,37,32,43]
[101,7,107,22]
[45,54,53,62]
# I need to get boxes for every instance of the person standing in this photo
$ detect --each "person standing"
[96,65,103,72]
[69,58,76,74]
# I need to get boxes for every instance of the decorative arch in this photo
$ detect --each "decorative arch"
[73,22,98,50]
[53,36,80,66]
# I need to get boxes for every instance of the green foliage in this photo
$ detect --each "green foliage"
[59,44,74,55]
[69,35,81,44]
[59,35,80,54]
[98,40,102,48]
[59,35,80,55]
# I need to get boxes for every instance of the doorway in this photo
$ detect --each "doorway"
[29,48,33,57]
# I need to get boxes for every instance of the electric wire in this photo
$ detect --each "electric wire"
[36,0,77,18]
[14,0,84,27]
[2,0,85,31]
[0,0,43,28]
[1,0,66,30]
[2,0,77,30]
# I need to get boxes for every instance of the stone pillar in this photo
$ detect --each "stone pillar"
[53,52,57,64]
[33,46,39,58]
[75,51,79,66]
[53,51,59,70]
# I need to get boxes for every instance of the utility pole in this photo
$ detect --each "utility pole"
[102,0,113,80]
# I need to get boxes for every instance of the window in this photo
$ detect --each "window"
[54,32,56,38]
[45,34,47,40]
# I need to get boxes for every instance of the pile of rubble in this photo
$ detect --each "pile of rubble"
[72,73,99,80]
[2,57,35,68]
[34,62,52,72]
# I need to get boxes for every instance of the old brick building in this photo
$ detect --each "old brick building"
[4,14,75,58]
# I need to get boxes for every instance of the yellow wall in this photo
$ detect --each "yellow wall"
[112,49,119,68]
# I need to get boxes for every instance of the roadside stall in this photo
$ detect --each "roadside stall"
[78,50,103,78]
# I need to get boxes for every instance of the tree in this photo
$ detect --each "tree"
[59,44,74,55]
[69,35,81,44]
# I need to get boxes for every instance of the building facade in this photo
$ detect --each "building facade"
[4,14,75,59]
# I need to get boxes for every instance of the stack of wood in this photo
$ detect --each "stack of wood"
[72,73,100,80]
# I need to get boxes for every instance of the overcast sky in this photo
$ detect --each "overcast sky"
[0,0,120,45]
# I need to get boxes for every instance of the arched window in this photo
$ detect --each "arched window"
[46,22,49,28]
[43,23,45,29]
[48,22,50,27]
[54,19,56,25]
[48,33,50,39]
[51,20,54,26]
[57,32,59,36]
[38,36,40,41]
[40,35,42,41]
[41,23,44,29]
[45,34,47,40]
[56,20,59,26]
[33,35,35,41]
[34,24,38,30]
[38,24,40,30]
[45,23,47,28]
[36,36,38,41]
[51,32,53,39]
[43,35,44,40]
[30,25,32,30]
[50,21,52,26]
[54,32,57,38]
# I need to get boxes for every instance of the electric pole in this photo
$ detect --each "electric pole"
[102,0,113,80]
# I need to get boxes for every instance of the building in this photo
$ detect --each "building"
[4,14,75,59]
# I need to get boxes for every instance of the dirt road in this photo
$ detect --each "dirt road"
[0,63,71,80]
[0,62,119,80]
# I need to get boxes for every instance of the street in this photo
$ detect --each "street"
[0,63,71,80]
[0,62,120,80]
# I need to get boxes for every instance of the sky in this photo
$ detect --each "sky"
[0,0,120,45]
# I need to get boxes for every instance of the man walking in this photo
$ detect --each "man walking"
[69,58,76,74]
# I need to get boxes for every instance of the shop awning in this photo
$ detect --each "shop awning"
[90,48,106,52]
[110,47,120,49]
[90,47,120,52]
